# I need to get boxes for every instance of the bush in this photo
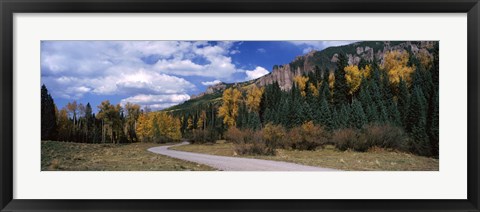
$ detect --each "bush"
[234,130,275,156]
[190,129,215,144]
[360,124,407,151]
[332,128,360,151]
[234,142,276,156]
[225,127,245,144]
[262,123,287,149]
[225,127,255,144]
[333,124,407,152]
[289,121,329,150]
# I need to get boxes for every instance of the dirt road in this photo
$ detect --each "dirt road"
[148,142,337,171]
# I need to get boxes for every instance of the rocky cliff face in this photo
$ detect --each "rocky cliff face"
[193,41,436,98]
[255,41,436,91]
[191,82,226,99]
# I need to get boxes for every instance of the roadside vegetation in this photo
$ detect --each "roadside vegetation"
[171,141,439,171]
[41,141,215,171]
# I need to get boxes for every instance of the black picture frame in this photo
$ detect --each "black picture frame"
[1,0,479,211]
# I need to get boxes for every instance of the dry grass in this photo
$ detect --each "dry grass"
[171,142,439,171]
[41,141,215,171]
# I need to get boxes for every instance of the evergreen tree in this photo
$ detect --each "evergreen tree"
[41,84,57,140]
[387,100,401,126]
[84,103,94,142]
[406,86,430,156]
[336,104,351,129]
[319,79,330,103]
[333,53,349,106]
[313,65,323,82]
[397,78,410,127]
[331,108,339,129]
[427,88,439,158]
[278,96,290,127]
[247,111,261,130]
[318,98,333,130]
[350,100,366,129]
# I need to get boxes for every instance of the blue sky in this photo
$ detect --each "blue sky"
[41,41,354,112]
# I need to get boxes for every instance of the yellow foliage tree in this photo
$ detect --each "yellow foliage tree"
[135,113,151,142]
[293,75,309,97]
[56,107,71,141]
[218,88,242,127]
[197,110,207,130]
[187,116,194,130]
[135,112,181,142]
[308,82,319,97]
[246,85,264,113]
[328,71,335,92]
[383,50,415,86]
[344,64,371,94]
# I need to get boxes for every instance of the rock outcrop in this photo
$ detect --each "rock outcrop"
[190,82,226,99]
[193,41,437,97]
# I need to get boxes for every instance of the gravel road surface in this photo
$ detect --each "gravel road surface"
[148,142,337,171]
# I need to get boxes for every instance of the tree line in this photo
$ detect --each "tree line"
[41,86,181,144]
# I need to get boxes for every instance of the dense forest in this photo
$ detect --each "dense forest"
[42,42,439,158]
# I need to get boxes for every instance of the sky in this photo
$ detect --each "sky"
[41,41,354,112]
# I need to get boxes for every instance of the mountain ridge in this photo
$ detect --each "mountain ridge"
[165,41,436,112]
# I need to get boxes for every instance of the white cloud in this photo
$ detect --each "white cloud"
[41,41,246,109]
[230,50,241,55]
[257,48,266,53]
[288,41,357,53]
[120,94,190,110]
[42,70,195,101]
[201,80,222,86]
[245,66,269,81]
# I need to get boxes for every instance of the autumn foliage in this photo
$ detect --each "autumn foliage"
[218,88,242,127]
[135,111,182,143]
[382,50,415,86]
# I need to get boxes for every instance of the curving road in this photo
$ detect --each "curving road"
[148,142,337,171]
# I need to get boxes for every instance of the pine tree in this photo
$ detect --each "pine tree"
[427,88,439,158]
[333,53,349,106]
[406,86,430,156]
[84,103,94,142]
[318,98,333,130]
[247,111,262,130]
[336,104,351,129]
[278,96,290,127]
[387,100,401,126]
[350,100,366,129]
[41,84,57,140]
[397,78,410,127]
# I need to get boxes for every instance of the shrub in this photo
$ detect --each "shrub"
[234,142,276,156]
[234,130,275,156]
[360,124,407,151]
[190,129,214,144]
[333,124,407,152]
[332,128,359,151]
[289,121,329,150]
[225,127,245,144]
[262,123,287,149]
[227,127,276,155]
[225,127,256,144]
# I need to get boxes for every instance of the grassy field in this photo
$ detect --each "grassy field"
[41,141,215,171]
[170,142,439,171]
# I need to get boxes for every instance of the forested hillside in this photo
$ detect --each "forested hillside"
[41,41,439,158]
[164,41,439,157]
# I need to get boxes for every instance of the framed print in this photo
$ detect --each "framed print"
[1,0,479,211]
